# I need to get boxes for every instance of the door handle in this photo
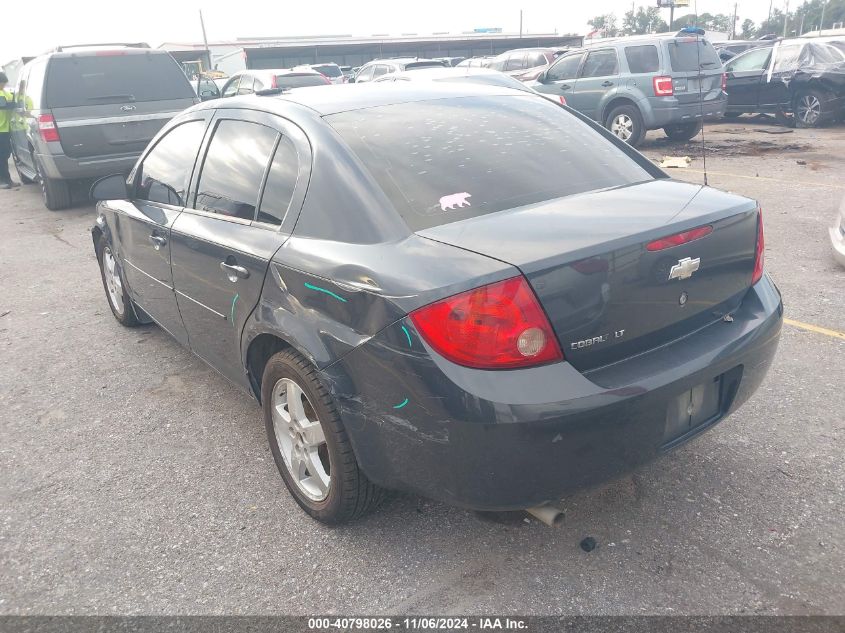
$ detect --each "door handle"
[560,84,571,91]
[220,261,250,281]
[149,235,167,250]
[601,81,614,87]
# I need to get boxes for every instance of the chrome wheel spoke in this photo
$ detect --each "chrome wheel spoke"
[285,380,307,423]
[299,418,325,447]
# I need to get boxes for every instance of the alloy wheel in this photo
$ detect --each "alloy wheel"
[611,114,634,142]
[271,378,330,501]
[102,247,124,315]
[796,94,821,126]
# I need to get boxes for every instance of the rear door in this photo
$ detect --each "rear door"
[568,48,619,119]
[45,52,197,161]
[170,110,310,388]
[116,116,210,345]
[724,46,773,109]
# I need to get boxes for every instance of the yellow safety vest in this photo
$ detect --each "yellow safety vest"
[0,89,13,133]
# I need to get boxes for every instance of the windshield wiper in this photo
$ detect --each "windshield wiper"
[87,94,136,102]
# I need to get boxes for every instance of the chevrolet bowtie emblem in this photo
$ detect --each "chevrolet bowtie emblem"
[668,257,700,281]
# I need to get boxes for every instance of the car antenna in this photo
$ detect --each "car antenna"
[681,25,709,187]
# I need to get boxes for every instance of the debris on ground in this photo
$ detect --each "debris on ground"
[0,310,10,318]
[796,159,807,165]
[660,156,692,169]
[580,537,597,552]
[755,128,794,135]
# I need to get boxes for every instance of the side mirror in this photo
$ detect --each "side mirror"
[91,173,129,201]
[536,71,548,83]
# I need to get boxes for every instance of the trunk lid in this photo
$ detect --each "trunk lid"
[418,180,759,372]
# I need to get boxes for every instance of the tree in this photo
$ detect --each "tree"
[587,13,620,37]
[671,12,734,33]
[740,18,757,38]
[622,6,669,35]
[793,0,845,34]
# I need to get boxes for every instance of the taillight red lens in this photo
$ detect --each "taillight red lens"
[752,208,765,284]
[646,225,713,251]
[38,114,60,142]
[721,72,728,92]
[653,75,674,96]
[409,276,563,370]
[559,95,567,106]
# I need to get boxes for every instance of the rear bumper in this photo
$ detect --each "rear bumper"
[325,275,782,510]
[644,94,727,129]
[35,149,140,181]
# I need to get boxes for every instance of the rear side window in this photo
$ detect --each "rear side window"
[314,64,342,78]
[257,136,300,226]
[45,53,195,108]
[195,120,278,221]
[625,45,660,73]
[527,52,548,67]
[667,39,722,71]
[505,53,527,71]
[136,120,206,206]
[329,96,652,231]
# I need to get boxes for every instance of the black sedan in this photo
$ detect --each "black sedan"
[724,38,845,126]
[91,83,782,524]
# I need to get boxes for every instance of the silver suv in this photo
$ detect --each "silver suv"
[10,44,197,210]
[530,33,726,147]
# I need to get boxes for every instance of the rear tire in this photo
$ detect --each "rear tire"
[663,121,703,142]
[793,89,829,128]
[36,160,71,210]
[605,104,646,147]
[262,349,385,524]
[95,234,140,327]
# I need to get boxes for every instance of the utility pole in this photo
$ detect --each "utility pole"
[519,9,523,39]
[199,9,211,70]
[669,2,675,32]
[820,0,828,34]
[731,2,737,39]
[767,0,773,25]
[783,0,790,37]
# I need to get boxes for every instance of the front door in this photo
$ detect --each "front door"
[117,118,209,345]
[535,52,584,108]
[170,111,305,389]
[568,48,619,120]
[725,46,773,109]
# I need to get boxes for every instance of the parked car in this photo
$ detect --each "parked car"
[457,56,495,68]
[219,69,331,97]
[293,63,346,84]
[713,39,777,63]
[90,82,780,524]
[529,34,727,146]
[831,194,845,267]
[10,44,197,210]
[486,48,564,81]
[433,56,467,67]
[372,65,565,104]
[724,38,845,126]
[339,65,355,79]
[351,58,448,83]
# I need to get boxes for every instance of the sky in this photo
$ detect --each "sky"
[3,0,779,64]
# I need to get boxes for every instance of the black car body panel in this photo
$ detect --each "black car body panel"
[92,84,782,510]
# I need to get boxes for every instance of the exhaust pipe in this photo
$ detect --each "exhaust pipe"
[526,504,565,528]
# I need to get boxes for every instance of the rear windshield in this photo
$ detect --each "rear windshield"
[667,39,722,71]
[45,53,194,107]
[328,96,652,231]
[405,61,447,71]
[313,64,342,77]
[275,74,327,88]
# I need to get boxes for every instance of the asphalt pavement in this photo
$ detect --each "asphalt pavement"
[1,118,843,615]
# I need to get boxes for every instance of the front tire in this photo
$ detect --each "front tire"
[262,349,384,524]
[605,104,646,147]
[95,234,140,327]
[663,121,703,142]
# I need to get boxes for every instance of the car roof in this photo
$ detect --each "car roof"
[215,82,529,116]
[392,66,504,79]
[237,68,322,76]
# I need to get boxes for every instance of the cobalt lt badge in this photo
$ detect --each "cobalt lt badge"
[668,256,700,281]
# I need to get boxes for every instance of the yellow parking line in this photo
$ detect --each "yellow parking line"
[679,169,845,190]
[784,318,845,341]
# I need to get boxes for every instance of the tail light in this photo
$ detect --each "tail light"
[752,208,765,284]
[38,114,60,142]
[559,95,567,106]
[721,72,728,92]
[271,76,278,89]
[322,74,332,84]
[410,276,563,370]
[653,75,674,96]
[646,225,713,251]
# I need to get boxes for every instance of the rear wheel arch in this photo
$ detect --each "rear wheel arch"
[600,96,639,126]
[246,333,293,402]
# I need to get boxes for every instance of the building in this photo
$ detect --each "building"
[160,31,583,75]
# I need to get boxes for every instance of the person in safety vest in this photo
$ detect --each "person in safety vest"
[0,72,18,189]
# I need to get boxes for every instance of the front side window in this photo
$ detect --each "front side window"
[222,76,240,97]
[546,53,583,82]
[726,47,772,72]
[581,49,619,78]
[372,65,389,78]
[237,75,255,95]
[329,96,652,231]
[356,65,375,82]
[527,52,548,68]
[505,53,527,71]
[257,136,300,226]
[136,120,206,206]
[194,120,278,221]
[625,45,659,73]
